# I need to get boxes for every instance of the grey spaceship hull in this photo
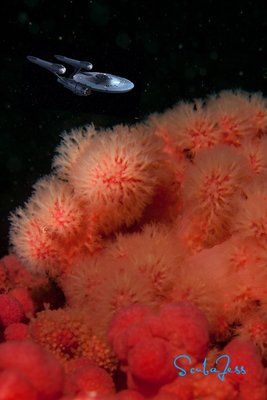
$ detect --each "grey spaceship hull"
[73,72,134,93]
[54,55,93,71]
[27,56,66,75]
[27,55,134,96]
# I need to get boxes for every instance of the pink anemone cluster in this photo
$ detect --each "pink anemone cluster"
[108,303,209,397]
[0,90,267,399]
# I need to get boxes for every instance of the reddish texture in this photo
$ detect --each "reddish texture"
[160,377,194,400]
[4,91,267,398]
[116,390,145,399]
[156,303,209,361]
[0,260,9,290]
[0,369,38,400]
[64,358,94,373]
[152,393,179,400]
[222,339,266,386]
[10,287,35,315]
[192,373,238,400]
[1,254,49,288]
[0,293,24,327]
[29,307,117,373]
[4,322,29,341]
[0,340,64,400]
[108,304,151,360]
[239,382,267,400]
[64,364,115,396]
[128,337,176,385]
[120,323,153,361]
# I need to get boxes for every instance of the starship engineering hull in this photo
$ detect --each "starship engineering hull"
[27,55,134,96]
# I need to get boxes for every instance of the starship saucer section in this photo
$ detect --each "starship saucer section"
[73,72,134,93]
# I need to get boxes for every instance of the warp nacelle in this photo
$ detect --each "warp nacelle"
[27,55,134,96]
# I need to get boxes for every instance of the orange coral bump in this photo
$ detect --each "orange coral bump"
[29,307,117,373]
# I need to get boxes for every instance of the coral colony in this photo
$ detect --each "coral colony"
[1,90,267,400]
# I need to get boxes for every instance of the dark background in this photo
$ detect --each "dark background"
[1,0,267,256]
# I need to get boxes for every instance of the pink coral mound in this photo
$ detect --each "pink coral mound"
[64,364,115,396]
[1,254,48,289]
[156,302,209,360]
[109,303,209,397]
[0,293,24,327]
[0,340,64,400]
[0,369,38,400]
[128,337,176,384]
[10,287,35,315]
[222,338,266,387]
[108,304,151,360]
[4,322,29,341]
